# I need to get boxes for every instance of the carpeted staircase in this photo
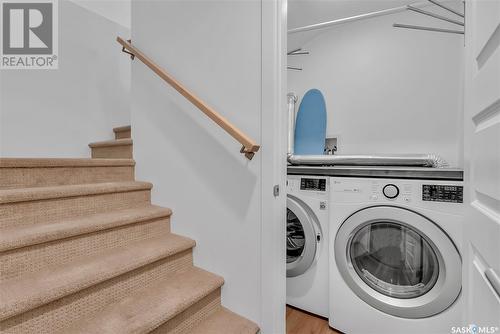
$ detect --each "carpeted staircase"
[0,125,259,334]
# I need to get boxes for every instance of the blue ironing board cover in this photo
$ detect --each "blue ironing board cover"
[294,89,327,155]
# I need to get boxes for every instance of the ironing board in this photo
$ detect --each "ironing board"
[294,89,327,155]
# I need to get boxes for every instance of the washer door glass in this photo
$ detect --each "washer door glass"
[350,221,439,299]
[286,195,319,277]
[287,208,305,264]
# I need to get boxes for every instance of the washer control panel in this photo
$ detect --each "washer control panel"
[368,182,412,202]
[422,185,463,203]
[331,178,464,210]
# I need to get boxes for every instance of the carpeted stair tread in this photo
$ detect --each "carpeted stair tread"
[0,205,172,252]
[188,307,260,334]
[0,181,152,204]
[0,233,195,321]
[61,267,224,334]
[88,138,133,148]
[0,158,136,189]
[113,125,132,139]
[113,125,131,133]
[0,158,135,168]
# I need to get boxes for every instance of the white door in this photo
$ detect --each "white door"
[463,0,500,329]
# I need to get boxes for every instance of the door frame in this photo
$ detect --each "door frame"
[261,0,287,333]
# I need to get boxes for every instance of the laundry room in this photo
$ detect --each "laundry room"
[287,0,464,165]
[285,0,499,333]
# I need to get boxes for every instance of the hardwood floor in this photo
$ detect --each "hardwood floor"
[286,305,341,334]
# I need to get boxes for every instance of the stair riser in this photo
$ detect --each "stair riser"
[0,190,151,228]
[91,145,133,159]
[150,289,222,334]
[0,166,134,189]
[0,250,193,334]
[115,130,131,139]
[0,218,171,282]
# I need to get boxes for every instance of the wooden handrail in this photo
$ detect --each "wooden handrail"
[117,37,260,160]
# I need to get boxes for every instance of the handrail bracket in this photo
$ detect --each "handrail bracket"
[240,146,257,160]
[121,39,135,60]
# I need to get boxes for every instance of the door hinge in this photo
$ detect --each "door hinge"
[273,185,280,197]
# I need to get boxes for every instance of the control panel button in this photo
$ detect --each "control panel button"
[383,184,399,199]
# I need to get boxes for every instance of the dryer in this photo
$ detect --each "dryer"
[287,174,329,318]
[329,177,464,333]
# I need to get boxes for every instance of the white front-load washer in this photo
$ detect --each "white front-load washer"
[329,177,464,333]
[287,174,330,318]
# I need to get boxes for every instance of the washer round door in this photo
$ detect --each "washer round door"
[335,206,461,318]
[287,195,321,278]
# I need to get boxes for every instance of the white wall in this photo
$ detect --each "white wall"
[0,0,130,157]
[131,1,284,331]
[70,0,131,29]
[288,10,464,167]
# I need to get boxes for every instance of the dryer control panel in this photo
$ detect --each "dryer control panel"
[300,178,327,192]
